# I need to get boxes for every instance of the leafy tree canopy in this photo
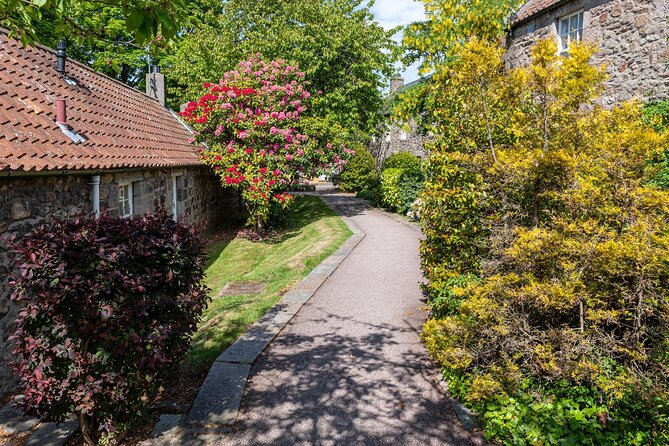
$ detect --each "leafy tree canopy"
[0,0,184,46]
[394,0,523,130]
[165,0,397,136]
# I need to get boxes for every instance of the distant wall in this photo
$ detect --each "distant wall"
[369,121,430,166]
[506,0,669,104]
[0,166,238,396]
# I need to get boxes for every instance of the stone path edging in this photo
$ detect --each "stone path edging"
[143,197,366,443]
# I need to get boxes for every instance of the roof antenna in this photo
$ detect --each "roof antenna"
[56,39,67,76]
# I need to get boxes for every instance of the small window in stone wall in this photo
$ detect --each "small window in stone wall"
[118,183,132,217]
[558,11,584,54]
[399,131,408,141]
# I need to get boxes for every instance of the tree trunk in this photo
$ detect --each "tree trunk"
[77,412,98,446]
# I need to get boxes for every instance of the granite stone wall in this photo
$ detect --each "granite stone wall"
[0,166,238,396]
[369,121,430,166]
[506,0,669,104]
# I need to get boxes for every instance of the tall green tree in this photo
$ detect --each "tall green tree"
[28,0,219,87]
[0,0,183,45]
[165,0,396,137]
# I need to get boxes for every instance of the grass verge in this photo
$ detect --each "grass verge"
[187,194,351,372]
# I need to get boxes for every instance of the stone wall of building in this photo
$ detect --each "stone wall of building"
[369,121,430,166]
[0,166,238,396]
[506,0,669,104]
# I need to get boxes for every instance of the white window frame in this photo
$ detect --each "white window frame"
[172,174,179,221]
[399,130,408,141]
[118,183,133,217]
[557,10,584,55]
[171,170,184,222]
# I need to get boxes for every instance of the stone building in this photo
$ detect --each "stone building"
[0,32,237,395]
[506,0,669,104]
[369,77,430,165]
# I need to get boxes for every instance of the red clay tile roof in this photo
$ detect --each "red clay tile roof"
[0,31,202,173]
[513,0,565,25]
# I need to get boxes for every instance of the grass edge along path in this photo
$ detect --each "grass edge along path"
[187,194,352,373]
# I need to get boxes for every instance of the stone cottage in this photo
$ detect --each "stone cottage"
[0,31,237,395]
[369,77,430,165]
[372,1,668,161]
[506,0,669,104]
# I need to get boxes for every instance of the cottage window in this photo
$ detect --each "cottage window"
[171,174,186,221]
[557,11,584,54]
[118,183,133,217]
[399,131,408,141]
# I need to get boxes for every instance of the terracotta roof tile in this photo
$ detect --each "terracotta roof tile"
[513,0,565,25]
[0,32,202,173]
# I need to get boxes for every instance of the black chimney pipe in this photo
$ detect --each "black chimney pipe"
[56,39,66,75]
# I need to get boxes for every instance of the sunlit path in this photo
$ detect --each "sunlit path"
[218,192,478,446]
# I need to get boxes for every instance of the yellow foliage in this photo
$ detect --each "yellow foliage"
[418,36,669,415]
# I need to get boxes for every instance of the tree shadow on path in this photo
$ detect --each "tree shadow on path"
[223,310,476,446]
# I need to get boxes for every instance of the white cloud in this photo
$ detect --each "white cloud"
[369,0,425,32]
[368,0,425,85]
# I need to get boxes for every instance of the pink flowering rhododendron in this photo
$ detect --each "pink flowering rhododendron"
[180,56,352,232]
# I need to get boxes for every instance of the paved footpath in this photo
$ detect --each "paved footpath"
[217,193,479,446]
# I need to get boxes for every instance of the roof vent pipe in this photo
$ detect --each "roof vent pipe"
[56,99,67,125]
[56,39,67,75]
[55,99,67,125]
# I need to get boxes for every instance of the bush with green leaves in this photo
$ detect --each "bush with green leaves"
[380,166,425,214]
[338,148,379,193]
[644,100,669,189]
[381,151,422,173]
[379,167,403,211]
[8,211,209,445]
[643,100,669,132]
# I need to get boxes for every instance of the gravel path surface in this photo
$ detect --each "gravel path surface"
[220,193,477,446]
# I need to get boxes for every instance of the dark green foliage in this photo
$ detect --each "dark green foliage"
[643,100,669,132]
[355,189,375,201]
[643,101,669,189]
[397,170,425,214]
[338,148,379,193]
[378,152,425,214]
[380,167,425,214]
[8,211,209,444]
[381,151,422,173]
[444,369,668,446]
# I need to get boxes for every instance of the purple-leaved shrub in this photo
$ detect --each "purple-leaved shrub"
[8,211,209,445]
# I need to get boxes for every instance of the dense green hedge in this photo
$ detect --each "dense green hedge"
[379,161,425,215]
[382,151,422,172]
[338,148,379,193]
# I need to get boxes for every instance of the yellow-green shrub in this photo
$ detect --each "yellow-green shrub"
[379,167,403,211]
[416,37,669,445]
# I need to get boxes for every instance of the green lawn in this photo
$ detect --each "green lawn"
[185,195,351,372]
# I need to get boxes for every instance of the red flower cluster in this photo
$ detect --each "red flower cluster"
[180,56,351,231]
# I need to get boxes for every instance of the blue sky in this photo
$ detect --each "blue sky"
[368,0,426,85]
